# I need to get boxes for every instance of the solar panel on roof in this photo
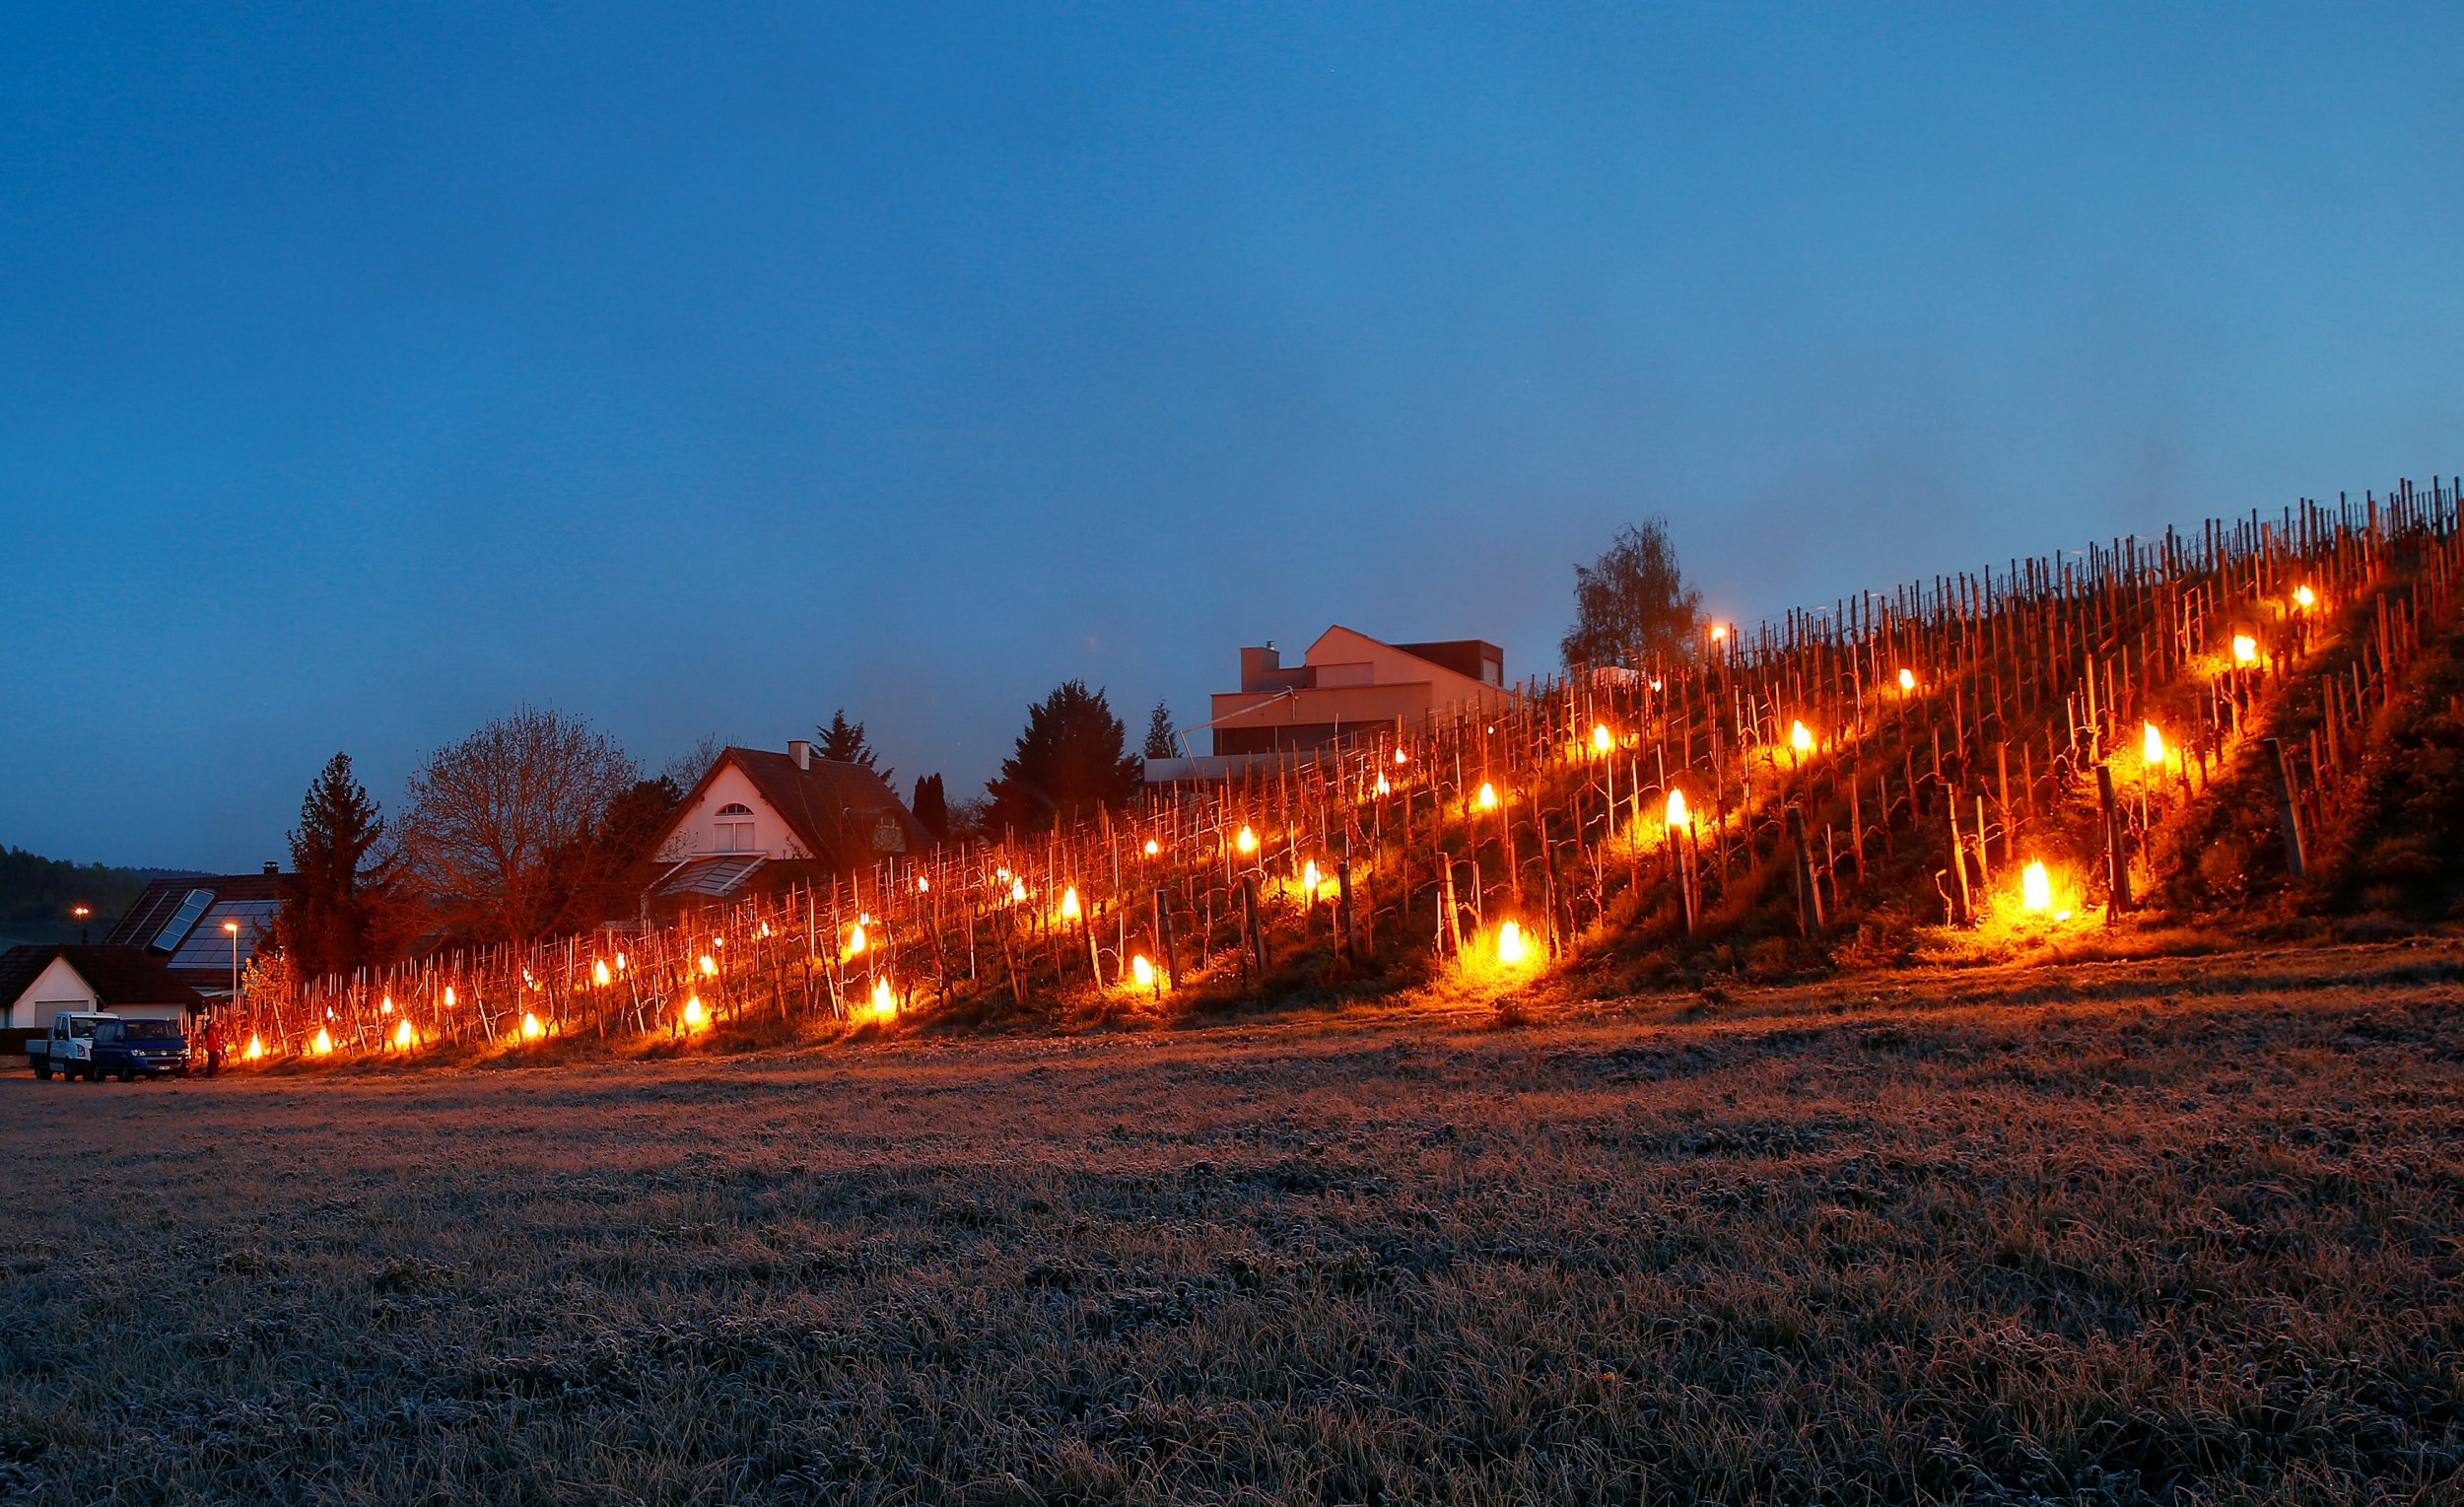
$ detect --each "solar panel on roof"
[168,900,278,973]
[149,889,216,954]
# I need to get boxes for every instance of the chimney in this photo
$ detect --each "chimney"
[263,861,279,876]
[787,739,812,771]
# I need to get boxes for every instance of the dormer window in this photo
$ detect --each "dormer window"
[716,803,755,853]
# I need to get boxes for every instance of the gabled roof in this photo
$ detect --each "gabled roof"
[665,749,932,871]
[103,872,288,991]
[0,945,207,1011]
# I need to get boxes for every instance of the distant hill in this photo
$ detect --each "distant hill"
[0,847,200,949]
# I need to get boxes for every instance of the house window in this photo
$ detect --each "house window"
[716,803,755,853]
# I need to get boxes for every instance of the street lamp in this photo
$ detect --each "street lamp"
[223,920,240,1003]
[71,905,91,944]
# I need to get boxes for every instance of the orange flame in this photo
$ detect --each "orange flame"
[2142,721,2166,766]
[1789,719,1813,753]
[1236,825,1258,854]
[1591,723,1612,754]
[1061,886,1082,921]
[393,1018,417,1050]
[244,1033,264,1062]
[870,979,897,1020]
[2231,634,2258,663]
[1496,921,1528,966]
[681,994,707,1029]
[309,1027,333,1056]
[1897,667,1916,692]
[519,1011,544,1042]
[2021,860,2053,913]
[1130,954,1156,988]
[1666,788,1690,829]
[1475,782,1498,810]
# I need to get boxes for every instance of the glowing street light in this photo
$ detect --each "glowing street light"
[223,919,240,1003]
[70,904,90,944]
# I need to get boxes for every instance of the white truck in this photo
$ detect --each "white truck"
[30,1011,115,1081]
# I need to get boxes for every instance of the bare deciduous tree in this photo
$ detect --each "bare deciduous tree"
[1560,517,1702,671]
[397,707,640,944]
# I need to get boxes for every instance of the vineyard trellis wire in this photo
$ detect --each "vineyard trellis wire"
[237,479,2464,1062]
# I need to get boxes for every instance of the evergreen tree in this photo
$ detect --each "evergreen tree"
[911,773,949,843]
[284,752,389,982]
[816,709,891,783]
[1559,517,1702,671]
[1142,700,1178,759]
[987,680,1141,832]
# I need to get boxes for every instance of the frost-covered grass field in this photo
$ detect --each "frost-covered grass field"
[4,940,2461,1504]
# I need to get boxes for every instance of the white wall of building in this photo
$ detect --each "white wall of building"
[656,763,814,863]
[4,956,96,1031]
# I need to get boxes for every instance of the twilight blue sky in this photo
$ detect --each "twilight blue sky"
[3,4,2459,870]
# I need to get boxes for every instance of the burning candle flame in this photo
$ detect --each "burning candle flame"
[2142,721,2166,766]
[379,994,394,1014]
[1236,825,1258,854]
[2293,584,2315,608]
[1061,886,1081,921]
[1591,723,1612,754]
[845,924,867,958]
[443,986,455,1008]
[1143,838,1160,856]
[310,1027,333,1056]
[614,953,626,973]
[1666,788,1690,829]
[2231,634,2258,663]
[1130,954,1156,988]
[1789,719,1813,753]
[681,994,707,1029]
[1374,773,1391,796]
[1301,860,1321,893]
[1394,747,1408,764]
[393,1018,416,1050]
[244,1033,264,1062]
[699,953,718,977]
[1496,921,1527,965]
[592,960,610,988]
[1898,667,1916,692]
[519,1011,544,1041]
[916,876,929,894]
[870,979,897,1020]
[2021,860,2053,913]
[1008,878,1028,903]
[1475,782,1498,810]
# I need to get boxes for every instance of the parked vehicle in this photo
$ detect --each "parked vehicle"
[92,1017,191,1081]
[30,1011,114,1080]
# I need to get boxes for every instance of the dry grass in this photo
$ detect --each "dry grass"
[5,940,2463,1504]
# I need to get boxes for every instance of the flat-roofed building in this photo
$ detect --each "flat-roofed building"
[1147,627,1514,782]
